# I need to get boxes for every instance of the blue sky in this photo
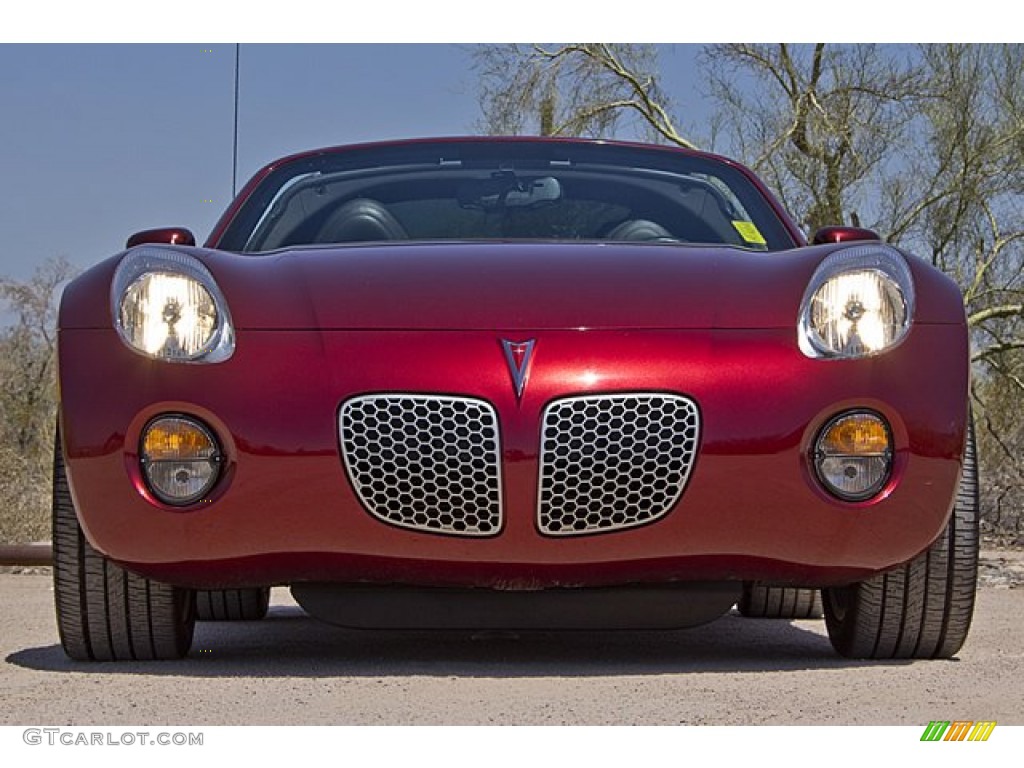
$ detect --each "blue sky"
[0,44,709,281]
[0,0,1006,284]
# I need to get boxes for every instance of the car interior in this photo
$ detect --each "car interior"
[239,165,770,253]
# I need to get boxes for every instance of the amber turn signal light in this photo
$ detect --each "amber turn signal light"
[140,415,222,506]
[814,411,892,501]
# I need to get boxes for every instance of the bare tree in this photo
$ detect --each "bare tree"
[703,44,1024,381]
[891,46,1024,370]
[974,357,1024,543]
[703,44,926,233]
[0,257,77,543]
[472,44,698,147]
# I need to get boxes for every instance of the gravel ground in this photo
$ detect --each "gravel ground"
[977,547,1024,588]
[1,555,1022,726]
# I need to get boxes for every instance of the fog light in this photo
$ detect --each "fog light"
[140,416,222,505]
[814,411,892,501]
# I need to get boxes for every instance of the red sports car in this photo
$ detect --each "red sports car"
[54,137,976,661]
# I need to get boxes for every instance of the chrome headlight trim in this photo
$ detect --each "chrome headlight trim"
[798,244,915,360]
[111,247,235,363]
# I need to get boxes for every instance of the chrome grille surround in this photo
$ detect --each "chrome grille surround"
[537,393,700,536]
[339,394,503,536]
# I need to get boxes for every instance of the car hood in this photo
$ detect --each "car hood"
[216,241,824,331]
[61,241,965,332]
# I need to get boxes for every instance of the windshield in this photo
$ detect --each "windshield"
[215,140,797,253]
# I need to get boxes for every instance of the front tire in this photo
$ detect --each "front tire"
[823,422,979,659]
[53,431,195,661]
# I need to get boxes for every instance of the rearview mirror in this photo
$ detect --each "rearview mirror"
[458,175,562,210]
[126,227,197,248]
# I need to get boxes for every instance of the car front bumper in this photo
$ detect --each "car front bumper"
[59,324,969,590]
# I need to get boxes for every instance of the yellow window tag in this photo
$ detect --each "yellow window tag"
[732,220,767,245]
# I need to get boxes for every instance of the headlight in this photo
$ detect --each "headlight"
[112,247,234,362]
[798,245,914,359]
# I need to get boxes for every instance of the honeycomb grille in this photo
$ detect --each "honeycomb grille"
[340,395,503,536]
[537,393,700,536]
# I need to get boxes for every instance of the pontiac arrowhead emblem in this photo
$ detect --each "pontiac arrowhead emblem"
[501,339,536,400]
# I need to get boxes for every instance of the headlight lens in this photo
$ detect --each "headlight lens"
[120,272,218,358]
[799,245,914,359]
[112,247,234,363]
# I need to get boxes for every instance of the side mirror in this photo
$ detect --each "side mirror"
[126,227,197,249]
[811,226,881,245]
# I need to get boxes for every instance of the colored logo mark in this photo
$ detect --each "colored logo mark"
[920,720,996,742]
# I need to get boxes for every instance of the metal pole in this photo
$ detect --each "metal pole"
[232,43,240,199]
[0,543,53,566]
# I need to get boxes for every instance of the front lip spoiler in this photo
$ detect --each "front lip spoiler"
[113,550,887,593]
[290,581,742,630]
